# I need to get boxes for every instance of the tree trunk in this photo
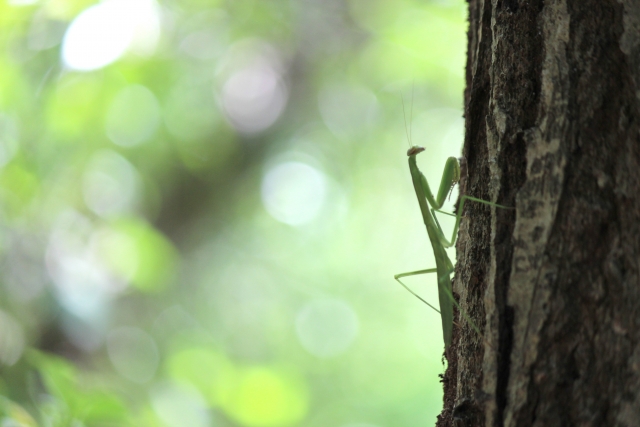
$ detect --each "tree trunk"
[437,1,640,426]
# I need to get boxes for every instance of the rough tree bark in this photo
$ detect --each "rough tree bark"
[437,1,640,426]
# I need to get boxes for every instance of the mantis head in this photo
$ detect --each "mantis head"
[407,146,425,156]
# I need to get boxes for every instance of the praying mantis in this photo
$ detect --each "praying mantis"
[394,125,512,349]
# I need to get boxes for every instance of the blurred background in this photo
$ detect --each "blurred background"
[0,0,467,426]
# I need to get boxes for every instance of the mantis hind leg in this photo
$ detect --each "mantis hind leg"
[394,268,440,315]
[395,267,487,348]
[395,267,457,348]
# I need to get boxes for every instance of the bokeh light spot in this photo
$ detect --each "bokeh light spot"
[45,211,126,325]
[61,0,160,71]
[151,382,211,427]
[220,40,288,134]
[225,366,308,427]
[91,228,139,282]
[295,299,359,358]
[28,13,67,51]
[166,347,236,406]
[104,217,177,292]
[221,64,287,134]
[105,84,160,147]
[82,150,140,217]
[261,161,327,226]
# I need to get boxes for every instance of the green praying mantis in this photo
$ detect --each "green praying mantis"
[394,112,512,349]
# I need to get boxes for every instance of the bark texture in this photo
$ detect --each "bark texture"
[437,1,640,426]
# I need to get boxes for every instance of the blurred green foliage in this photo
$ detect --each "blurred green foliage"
[0,0,468,426]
